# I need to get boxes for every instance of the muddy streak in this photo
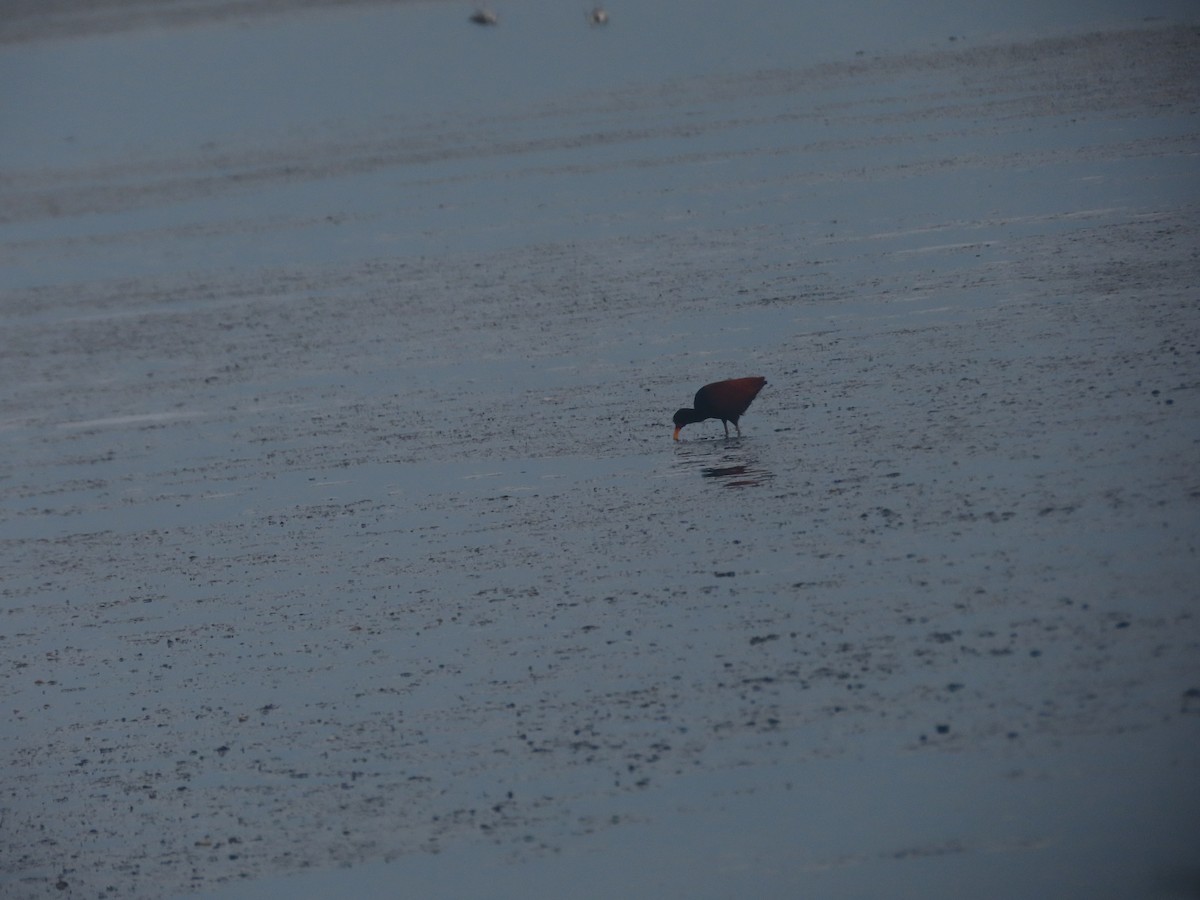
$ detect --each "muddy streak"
[0,0,436,46]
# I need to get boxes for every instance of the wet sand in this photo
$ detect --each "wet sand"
[2,3,1199,898]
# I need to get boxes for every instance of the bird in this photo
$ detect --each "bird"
[673,376,767,441]
[469,8,498,25]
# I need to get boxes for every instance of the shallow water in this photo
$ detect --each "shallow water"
[2,2,1200,898]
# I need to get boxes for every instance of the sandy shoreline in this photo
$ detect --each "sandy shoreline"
[2,6,1199,898]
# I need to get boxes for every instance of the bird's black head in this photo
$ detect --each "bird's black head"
[672,407,704,440]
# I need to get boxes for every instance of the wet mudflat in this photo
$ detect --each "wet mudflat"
[2,2,1199,897]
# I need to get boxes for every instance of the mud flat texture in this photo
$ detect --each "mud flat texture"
[2,2,1199,898]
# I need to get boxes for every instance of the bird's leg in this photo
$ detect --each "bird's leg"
[735,423,742,437]
[722,420,730,438]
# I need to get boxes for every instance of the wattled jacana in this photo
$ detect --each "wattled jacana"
[672,376,767,441]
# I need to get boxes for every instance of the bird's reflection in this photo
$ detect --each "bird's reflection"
[673,439,774,488]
